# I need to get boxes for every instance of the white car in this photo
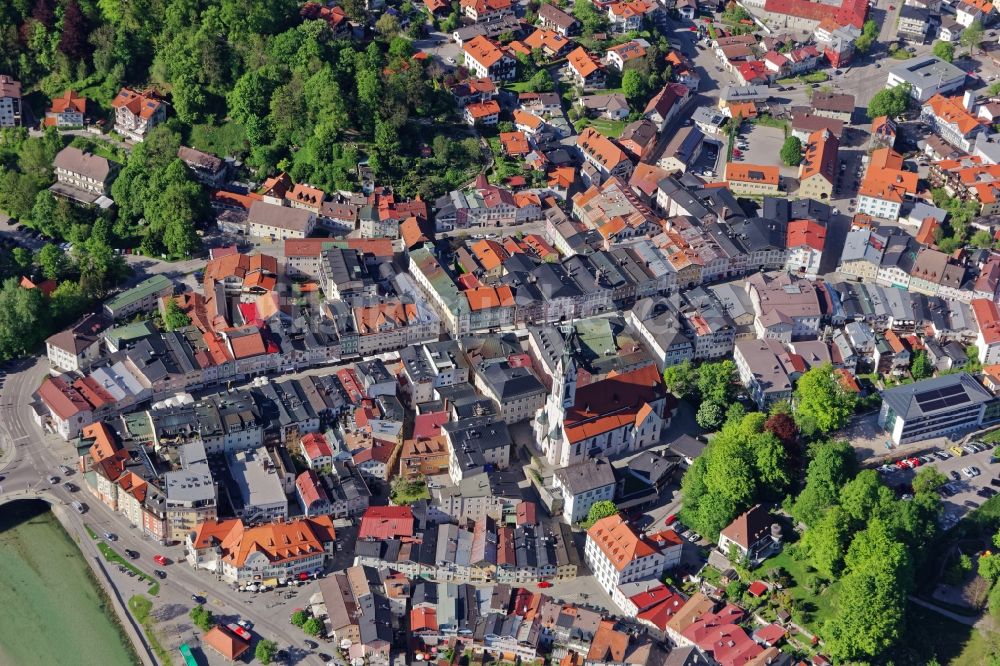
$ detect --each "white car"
[446,57,456,65]
[969,466,982,477]
[962,467,978,478]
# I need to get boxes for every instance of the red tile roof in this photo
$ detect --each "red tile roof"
[358,506,415,540]
[301,432,333,460]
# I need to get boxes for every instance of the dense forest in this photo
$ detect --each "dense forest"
[0,0,485,197]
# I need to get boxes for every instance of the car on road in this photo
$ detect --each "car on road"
[538,581,553,588]
[305,640,319,650]
[153,554,168,565]
[191,594,205,604]
[125,549,139,559]
[104,532,117,541]
[154,570,166,579]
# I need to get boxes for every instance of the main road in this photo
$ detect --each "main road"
[0,357,334,666]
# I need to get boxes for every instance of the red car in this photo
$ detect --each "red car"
[227,624,252,641]
[538,581,553,588]
[689,26,697,31]
[153,555,168,566]
[907,457,921,467]
[665,514,678,525]
[895,460,909,470]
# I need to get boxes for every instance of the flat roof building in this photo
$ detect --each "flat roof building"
[879,372,994,444]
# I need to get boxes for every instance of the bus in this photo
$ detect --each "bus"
[179,643,198,666]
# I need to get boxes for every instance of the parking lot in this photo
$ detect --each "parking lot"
[878,440,999,531]
[736,124,790,176]
[690,139,723,180]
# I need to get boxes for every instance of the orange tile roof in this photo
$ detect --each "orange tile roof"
[513,109,544,130]
[400,216,429,249]
[470,238,510,271]
[227,328,266,359]
[500,131,531,155]
[354,302,418,334]
[577,127,629,169]
[286,182,325,207]
[189,516,335,568]
[524,28,570,54]
[466,100,500,118]
[925,94,984,135]
[587,515,659,571]
[567,47,603,78]
[548,166,576,189]
[726,101,757,119]
[110,87,162,119]
[608,0,653,17]
[465,285,515,310]
[564,364,669,444]
[799,129,838,184]
[974,298,1000,345]
[786,219,826,252]
[464,35,509,68]
[859,148,917,203]
[608,40,647,62]
[725,163,780,185]
[203,627,250,661]
[916,216,939,246]
[49,89,86,114]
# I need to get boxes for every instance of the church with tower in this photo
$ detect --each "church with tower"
[534,350,676,468]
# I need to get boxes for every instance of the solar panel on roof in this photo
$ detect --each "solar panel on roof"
[938,384,966,398]
[921,399,948,412]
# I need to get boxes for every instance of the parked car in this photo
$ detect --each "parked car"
[538,581,553,588]
[951,470,961,481]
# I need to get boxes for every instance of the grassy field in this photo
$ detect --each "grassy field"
[758,549,842,631]
[581,117,627,138]
[128,595,171,666]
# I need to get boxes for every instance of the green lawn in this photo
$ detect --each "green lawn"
[187,120,249,158]
[390,479,430,505]
[584,117,627,138]
[901,604,987,665]
[758,549,842,631]
[982,429,1000,444]
[128,595,172,665]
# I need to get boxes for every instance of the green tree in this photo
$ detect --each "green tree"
[37,243,67,281]
[663,359,696,399]
[696,400,725,431]
[793,364,857,435]
[164,298,192,330]
[779,136,802,166]
[622,70,644,101]
[912,466,948,495]
[256,639,278,664]
[980,553,1000,583]
[291,610,308,627]
[971,229,995,248]
[800,505,852,578]
[910,350,932,379]
[962,20,984,56]
[0,277,50,360]
[697,360,736,404]
[838,470,894,524]
[792,440,857,527]
[302,616,324,636]
[49,281,90,325]
[586,500,619,525]
[189,605,214,632]
[867,85,911,120]
[933,40,955,62]
[376,13,401,39]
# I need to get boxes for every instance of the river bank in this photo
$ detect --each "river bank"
[0,500,141,666]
